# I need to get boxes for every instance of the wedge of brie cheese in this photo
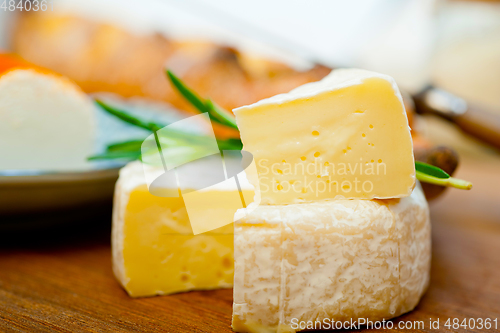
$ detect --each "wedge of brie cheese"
[234,68,415,204]
[0,54,94,171]
[232,184,430,333]
[112,161,254,297]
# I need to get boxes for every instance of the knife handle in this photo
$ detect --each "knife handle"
[454,103,500,150]
[413,86,500,150]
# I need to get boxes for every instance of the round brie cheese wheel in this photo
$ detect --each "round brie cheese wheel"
[233,183,431,332]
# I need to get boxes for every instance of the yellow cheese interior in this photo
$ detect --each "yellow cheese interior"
[236,77,415,204]
[120,184,252,297]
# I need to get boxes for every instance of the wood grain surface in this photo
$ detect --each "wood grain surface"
[0,154,499,333]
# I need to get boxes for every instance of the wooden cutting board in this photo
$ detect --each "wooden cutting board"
[0,154,499,332]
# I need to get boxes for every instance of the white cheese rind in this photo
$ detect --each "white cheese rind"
[233,68,403,112]
[117,161,253,206]
[232,184,430,332]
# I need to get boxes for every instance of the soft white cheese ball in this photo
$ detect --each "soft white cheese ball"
[0,67,94,171]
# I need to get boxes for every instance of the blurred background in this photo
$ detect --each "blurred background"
[1,0,499,94]
[1,0,499,145]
